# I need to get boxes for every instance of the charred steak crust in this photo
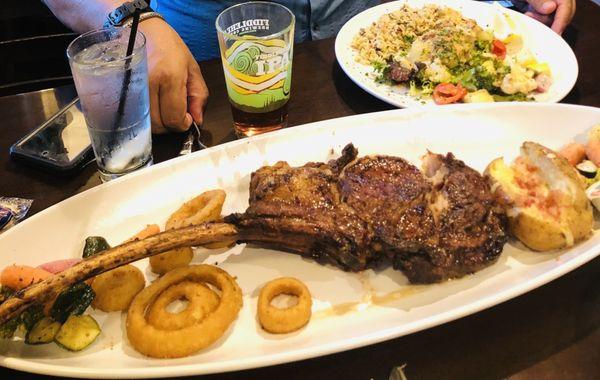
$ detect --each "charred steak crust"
[226,145,375,271]
[339,155,436,254]
[398,153,508,283]
[226,144,508,283]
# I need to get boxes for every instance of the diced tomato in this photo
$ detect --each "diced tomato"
[432,83,467,105]
[492,39,507,60]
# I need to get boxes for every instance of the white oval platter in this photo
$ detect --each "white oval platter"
[1,103,599,378]
[335,0,578,107]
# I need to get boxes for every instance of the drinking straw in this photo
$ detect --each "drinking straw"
[104,9,141,166]
[116,9,142,118]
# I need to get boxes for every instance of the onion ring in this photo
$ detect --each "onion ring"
[166,190,226,229]
[126,265,242,358]
[150,190,229,274]
[257,277,312,334]
[146,281,219,330]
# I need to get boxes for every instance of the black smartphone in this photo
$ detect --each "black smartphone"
[10,98,94,175]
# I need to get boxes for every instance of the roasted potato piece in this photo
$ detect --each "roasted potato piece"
[486,142,593,251]
[149,248,194,275]
[91,265,145,312]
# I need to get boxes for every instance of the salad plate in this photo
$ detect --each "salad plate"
[335,0,578,107]
[0,103,599,378]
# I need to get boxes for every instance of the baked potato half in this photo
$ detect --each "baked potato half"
[485,142,593,251]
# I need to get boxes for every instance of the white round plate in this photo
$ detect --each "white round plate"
[1,103,599,378]
[335,0,578,107]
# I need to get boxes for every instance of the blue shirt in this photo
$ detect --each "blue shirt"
[151,0,379,61]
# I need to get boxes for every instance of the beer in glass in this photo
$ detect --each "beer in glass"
[216,2,295,137]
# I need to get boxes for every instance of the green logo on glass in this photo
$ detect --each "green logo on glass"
[223,40,292,113]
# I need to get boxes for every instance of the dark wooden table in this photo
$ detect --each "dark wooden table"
[1,1,599,379]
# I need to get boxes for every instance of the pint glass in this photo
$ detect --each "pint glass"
[216,2,295,137]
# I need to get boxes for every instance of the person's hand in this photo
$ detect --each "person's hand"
[525,0,576,34]
[138,18,209,133]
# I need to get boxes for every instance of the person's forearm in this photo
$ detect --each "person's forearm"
[42,0,123,33]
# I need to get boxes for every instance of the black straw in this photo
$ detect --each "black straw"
[104,9,141,167]
[117,9,141,118]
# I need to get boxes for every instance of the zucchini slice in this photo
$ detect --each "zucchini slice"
[25,317,61,345]
[54,315,100,351]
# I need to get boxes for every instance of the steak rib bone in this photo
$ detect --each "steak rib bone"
[0,223,238,326]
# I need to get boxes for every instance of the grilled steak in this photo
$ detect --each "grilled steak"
[227,144,508,283]
[227,144,375,271]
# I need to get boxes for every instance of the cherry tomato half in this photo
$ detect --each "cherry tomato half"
[432,83,467,105]
[492,39,507,60]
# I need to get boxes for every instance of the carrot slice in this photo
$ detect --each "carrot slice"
[125,224,160,243]
[559,142,586,166]
[1,265,52,291]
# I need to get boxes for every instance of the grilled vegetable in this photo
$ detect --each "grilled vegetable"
[0,304,44,339]
[50,283,95,323]
[0,315,20,339]
[576,160,597,179]
[1,265,52,291]
[38,258,81,274]
[0,223,239,326]
[559,142,587,166]
[82,236,110,258]
[20,304,44,331]
[25,317,61,345]
[54,315,100,351]
[0,286,15,304]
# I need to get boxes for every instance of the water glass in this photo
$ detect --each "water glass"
[67,28,152,182]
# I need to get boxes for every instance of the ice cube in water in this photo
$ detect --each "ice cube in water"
[76,40,128,65]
